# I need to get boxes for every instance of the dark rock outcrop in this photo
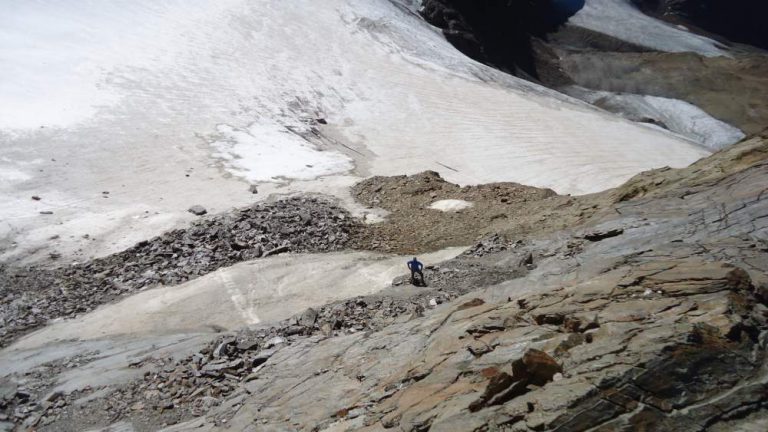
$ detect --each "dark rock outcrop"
[419,0,768,144]
[420,0,582,77]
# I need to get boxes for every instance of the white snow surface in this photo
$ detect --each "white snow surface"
[568,0,730,57]
[566,87,746,150]
[210,122,353,182]
[0,0,710,262]
[429,199,474,212]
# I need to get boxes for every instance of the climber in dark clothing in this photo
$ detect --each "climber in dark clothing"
[408,257,424,286]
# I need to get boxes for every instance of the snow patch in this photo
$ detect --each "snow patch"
[634,96,745,150]
[210,122,353,182]
[429,199,474,212]
[568,0,729,57]
[566,87,745,150]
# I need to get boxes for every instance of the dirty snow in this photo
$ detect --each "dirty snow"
[429,199,474,212]
[7,247,464,351]
[568,0,729,57]
[566,87,746,150]
[0,0,709,263]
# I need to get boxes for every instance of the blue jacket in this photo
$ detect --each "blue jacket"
[408,259,423,271]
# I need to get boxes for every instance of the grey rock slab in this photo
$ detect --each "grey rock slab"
[188,205,208,216]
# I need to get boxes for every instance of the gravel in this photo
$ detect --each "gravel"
[0,197,359,348]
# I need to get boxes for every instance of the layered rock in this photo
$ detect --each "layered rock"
[3,132,766,430]
[171,133,763,431]
[25,132,760,432]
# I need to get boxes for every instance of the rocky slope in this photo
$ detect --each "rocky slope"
[3,3,768,431]
[3,132,764,431]
[157,132,766,432]
[0,198,357,348]
[179,132,767,431]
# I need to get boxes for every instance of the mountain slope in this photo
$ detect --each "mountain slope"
[153,132,768,432]
[3,133,763,432]
[0,0,708,265]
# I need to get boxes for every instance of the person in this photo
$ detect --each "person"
[407,257,424,285]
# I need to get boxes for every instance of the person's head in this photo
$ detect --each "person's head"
[413,257,417,261]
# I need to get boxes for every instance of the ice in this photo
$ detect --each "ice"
[0,0,710,262]
[8,248,464,349]
[568,0,729,57]
[0,0,243,129]
[566,87,746,150]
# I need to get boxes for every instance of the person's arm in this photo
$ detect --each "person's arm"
[407,262,412,270]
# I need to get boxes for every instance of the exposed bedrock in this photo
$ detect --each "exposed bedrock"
[419,0,583,77]
[140,131,766,431]
[8,132,764,431]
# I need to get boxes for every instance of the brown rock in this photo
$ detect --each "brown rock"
[513,349,562,386]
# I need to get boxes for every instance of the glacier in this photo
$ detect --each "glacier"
[0,0,709,263]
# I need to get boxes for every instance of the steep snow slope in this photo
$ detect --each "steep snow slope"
[567,0,730,56]
[0,0,709,262]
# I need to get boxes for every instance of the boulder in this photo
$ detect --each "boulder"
[514,349,562,386]
[188,205,208,216]
[299,308,318,327]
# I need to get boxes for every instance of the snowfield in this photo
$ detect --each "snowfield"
[0,0,710,263]
[568,0,730,57]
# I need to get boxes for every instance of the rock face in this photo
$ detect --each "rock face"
[420,0,581,77]
[15,133,763,432]
[177,134,764,431]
